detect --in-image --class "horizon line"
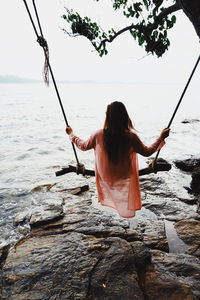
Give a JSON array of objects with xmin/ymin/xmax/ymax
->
[{"xmin": 0, "ymin": 75, "xmax": 183, "ymax": 86}]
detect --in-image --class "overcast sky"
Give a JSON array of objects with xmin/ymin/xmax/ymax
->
[{"xmin": 1, "ymin": 0, "xmax": 200, "ymax": 84}]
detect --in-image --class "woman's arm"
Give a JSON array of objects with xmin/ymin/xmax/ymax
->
[
  {"xmin": 66, "ymin": 126, "xmax": 96, "ymax": 151},
  {"xmin": 131, "ymin": 128, "xmax": 170, "ymax": 157}
]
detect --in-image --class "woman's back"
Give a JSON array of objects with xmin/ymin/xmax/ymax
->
[{"xmin": 94, "ymin": 129, "xmax": 134, "ymax": 183}]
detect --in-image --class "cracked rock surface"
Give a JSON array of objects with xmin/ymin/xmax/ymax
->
[{"xmin": 0, "ymin": 172, "xmax": 200, "ymax": 299}]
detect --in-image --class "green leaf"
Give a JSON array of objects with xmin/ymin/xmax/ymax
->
[
  {"xmin": 171, "ymin": 15, "xmax": 176, "ymax": 24},
  {"xmin": 138, "ymin": 35, "xmax": 145, "ymax": 45}
]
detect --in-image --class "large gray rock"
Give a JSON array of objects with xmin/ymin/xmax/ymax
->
[
  {"xmin": 174, "ymin": 157, "xmax": 200, "ymax": 172},
  {"xmin": 191, "ymin": 167, "xmax": 200, "ymax": 195},
  {"xmin": 145, "ymin": 249, "xmax": 200, "ymax": 300},
  {"xmin": 0, "ymin": 195, "xmax": 146, "ymax": 300},
  {"xmin": 1, "ymin": 233, "xmax": 145, "ymax": 300},
  {"xmin": 175, "ymin": 218, "xmax": 200, "ymax": 257},
  {"xmin": 1, "ymin": 176, "xmax": 200, "ymax": 299}
]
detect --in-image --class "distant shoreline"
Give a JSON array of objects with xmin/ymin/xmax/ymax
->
[
  {"xmin": 0, "ymin": 75, "xmax": 124, "ymax": 84},
  {"xmin": 0, "ymin": 75, "xmax": 186, "ymax": 86},
  {"xmin": 0, "ymin": 75, "xmax": 41, "ymax": 84}
]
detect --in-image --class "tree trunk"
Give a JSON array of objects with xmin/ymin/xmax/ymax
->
[{"xmin": 180, "ymin": 0, "xmax": 200, "ymax": 39}]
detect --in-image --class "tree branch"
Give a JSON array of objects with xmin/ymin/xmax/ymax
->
[
  {"xmin": 96, "ymin": 24, "xmax": 140, "ymax": 51},
  {"xmin": 153, "ymin": 3, "xmax": 181, "ymax": 29},
  {"xmin": 180, "ymin": 0, "xmax": 200, "ymax": 38},
  {"xmin": 96, "ymin": 2, "xmax": 181, "ymax": 51}
]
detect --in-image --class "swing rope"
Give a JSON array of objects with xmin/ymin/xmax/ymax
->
[
  {"xmin": 154, "ymin": 53, "xmax": 200, "ymax": 168},
  {"xmin": 22, "ymin": 0, "xmax": 81, "ymax": 167}
]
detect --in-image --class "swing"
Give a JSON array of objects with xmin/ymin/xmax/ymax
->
[{"xmin": 22, "ymin": 0, "xmax": 200, "ymax": 179}]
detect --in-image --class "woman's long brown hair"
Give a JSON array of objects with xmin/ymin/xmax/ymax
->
[{"xmin": 103, "ymin": 101, "xmax": 134, "ymax": 163}]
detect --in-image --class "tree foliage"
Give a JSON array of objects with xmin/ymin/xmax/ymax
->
[{"xmin": 62, "ymin": 0, "xmax": 181, "ymax": 57}]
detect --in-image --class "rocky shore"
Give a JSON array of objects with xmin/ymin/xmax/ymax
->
[{"xmin": 0, "ymin": 157, "xmax": 200, "ymax": 300}]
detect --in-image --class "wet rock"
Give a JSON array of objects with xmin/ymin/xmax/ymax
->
[
  {"xmin": 14, "ymin": 198, "xmax": 64, "ymax": 227},
  {"xmin": 162, "ymin": 199, "xmax": 199, "ymax": 221},
  {"xmin": 197, "ymin": 201, "xmax": 200, "ymax": 215},
  {"xmin": 129, "ymin": 208, "xmax": 169, "ymax": 252},
  {"xmin": 1, "ymin": 194, "xmax": 150, "ymax": 300},
  {"xmin": 174, "ymin": 157, "xmax": 200, "ymax": 172},
  {"xmin": 179, "ymin": 195, "xmax": 198, "ymax": 205},
  {"xmin": 1, "ymin": 181, "xmax": 200, "ymax": 299},
  {"xmin": 1, "ymin": 232, "xmax": 145, "ymax": 300},
  {"xmin": 0, "ymin": 246, "xmax": 9, "ymax": 269},
  {"xmin": 181, "ymin": 118, "xmax": 200, "ymax": 124},
  {"xmin": 31, "ymin": 183, "xmax": 56, "ymax": 192},
  {"xmin": 130, "ymin": 241, "xmax": 151, "ymax": 268},
  {"xmin": 32, "ymin": 196, "xmax": 143, "ymax": 242},
  {"xmin": 175, "ymin": 219, "xmax": 200, "ymax": 257},
  {"xmin": 144, "ymin": 249, "xmax": 200, "ymax": 300},
  {"xmin": 141, "ymin": 219, "xmax": 168, "ymax": 252},
  {"xmin": 143, "ymin": 194, "xmax": 198, "ymax": 222},
  {"xmin": 140, "ymin": 172, "xmax": 199, "ymax": 220},
  {"xmin": 140, "ymin": 177, "xmax": 167, "ymax": 194},
  {"xmin": 13, "ymin": 210, "xmax": 32, "ymax": 226},
  {"xmin": 86, "ymin": 237, "xmax": 145, "ymax": 300},
  {"xmin": 190, "ymin": 167, "xmax": 200, "ymax": 195}
]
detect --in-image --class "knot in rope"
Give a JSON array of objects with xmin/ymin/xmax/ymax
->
[
  {"xmin": 148, "ymin": 159, "xmax": 157, "ymax": 174},
  {"xmin": 37, "ymin": 36, "xmax": 49, "ymax": 85},
  {"xmin": 37, "ymin": 36, "xmax": 48, "ymax": 48},
  {"xmin": 76, "ymin": 163, "xmax": 85, "ymax": 176}
]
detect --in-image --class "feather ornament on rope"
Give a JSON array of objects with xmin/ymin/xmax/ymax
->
[{"xmin": 37, "ymin": 36, "xmax": 49, "ymax": 85}]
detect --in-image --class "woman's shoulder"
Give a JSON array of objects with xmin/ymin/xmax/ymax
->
[
  {"xmin": 89, "ymin": 129, "xmax": 104, "ymax": 140},
  {"xmin": 93, "ymin": 129, "xmax": 104, "ymax": 136},
  {"xmin": 127, "ymin": 129, "xmax": 138, "ymax": 138}
]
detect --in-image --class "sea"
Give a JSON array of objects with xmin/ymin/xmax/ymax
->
[{"xmin": 0, "ymin": 82, "xmax": 199, "ymax": 249}]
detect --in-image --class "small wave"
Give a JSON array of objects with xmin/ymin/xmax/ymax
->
[
  {"xmin": 16, "ymin": 153, "xmax": 30, "ymax": 160},
  {"xmin": 27, "ymin": 147, "xmax": 38, "ymax": 152},
  {"xmin": 0, "ymin": 188, "xmax": 29, "ymax": 199},
  {"xmin": 52, "ymin": 135, "xmax": 60, "ymax": 139},
  {"xmin": 57, "ymin": 146, "xmax": 65, "ymax": 151},
  {"xmin": 37, "ymin": 150, "xmax": 51, "ymax": 155},
  {"xmin": 47, "ymin": 165, "xmax": 61, "ymax": 169},
  {"xmin": 12, "ymin": 139, "xmax": 21, "ymax": 144}
]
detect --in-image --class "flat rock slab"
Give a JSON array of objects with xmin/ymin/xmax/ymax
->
[
  {"xmin": 175, "ymin": 218, "xmax": 200, "ymax": 257},
  {"xmin": 1, "ymin": 232, "xmax": 145, "ymax": 300},
  {"xmin": 1, "ymin": 189, "xmax": 200, "ymax": 299},
  {"xmin": 145, "ymin": 249, "xmax": 200, "ymax": 300}
]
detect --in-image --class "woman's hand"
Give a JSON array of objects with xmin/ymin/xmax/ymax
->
[
  {"xmin": 66, "ymin": 126, "xmax": 73, "ymax": 135},
  {"xmin": 161, "ymin": 128, "xmax": 170, "ymax": 139}
]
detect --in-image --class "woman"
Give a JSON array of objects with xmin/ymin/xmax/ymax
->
[{"xmin": 66, "ymin": 101, "xmax": 170, "ymax": 218}]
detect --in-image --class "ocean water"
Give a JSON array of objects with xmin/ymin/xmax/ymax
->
[{"xmin": 0, "ymin": 82, "xmax": 199, "ymax": 248}]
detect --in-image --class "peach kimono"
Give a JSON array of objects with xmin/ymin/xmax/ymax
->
[{"xmin": 70, "ymin": 129, "xmax": 164, "ymax": 218}]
